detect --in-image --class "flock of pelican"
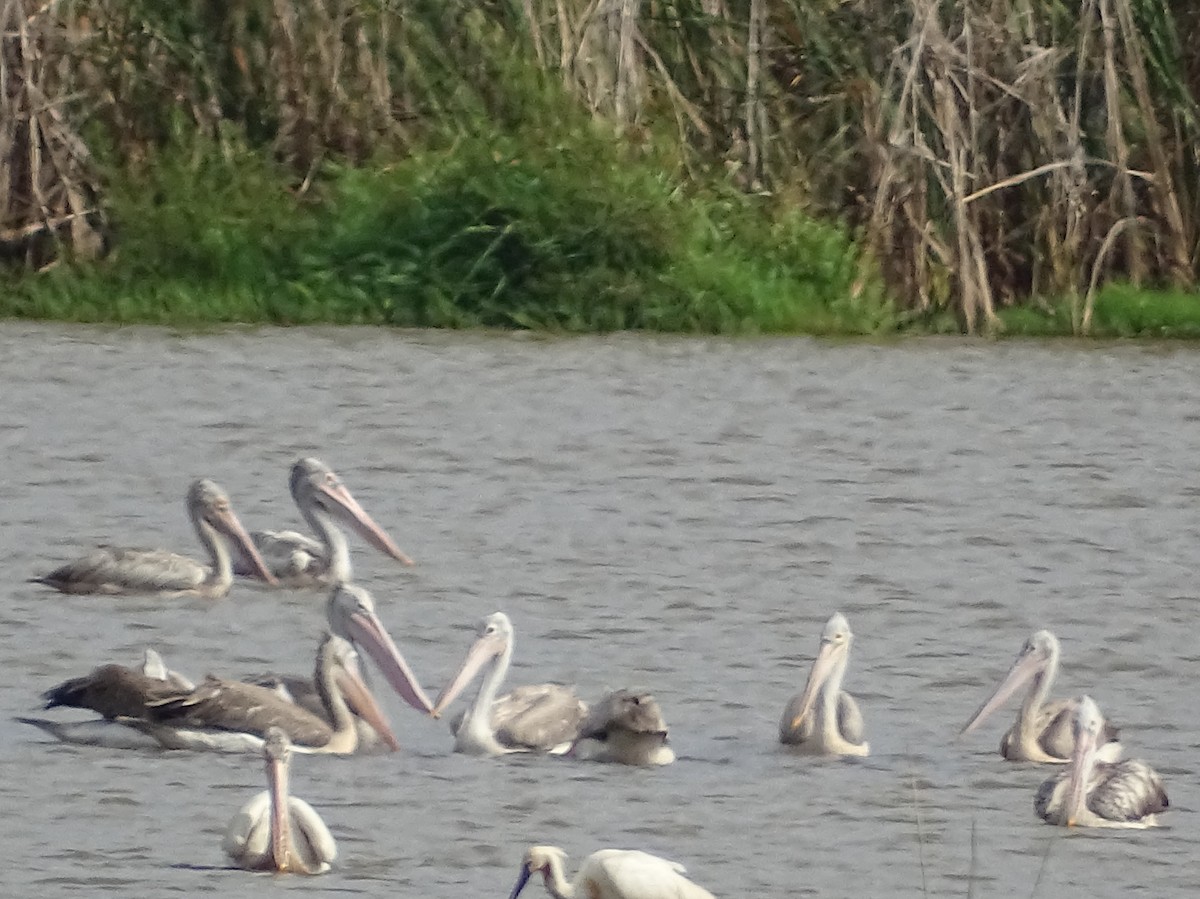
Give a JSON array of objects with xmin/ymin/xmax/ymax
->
[{"xmin": 20, "ymin": 457, "xmax": 1172, "ymax": 894}]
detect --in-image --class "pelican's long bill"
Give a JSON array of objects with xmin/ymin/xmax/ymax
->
[
  {"xmin": 789, "ymin": 631, "xmax": 850, "ymax": 733},
  {"xmin": 209, "ymin": 494, "xmax": 278, "ymax": 585},
  {"xmin": 315, "ymin": 474, "xmax": 414, "ymax": 567},
  {"xmin": 332, "ymin": 591, "xmax": 435, "ymax": 715},
  {"xmin": 1065, "ymin": 696, "xmax": 1103, "ymax": 827},
  {"xmin": 433, "ymin": 628, "xmax": 508, "ymax": 717},
  {"xmin": 333, "ymin": 650, "xmax": 401, "ymax": 751},
  {"xmin": 267, "ymin": 732, "xmax": 293, "ymax": 870},
  {"xmin": 959, "ymin": 640, "xmax": 1047, "ymax": 736}
]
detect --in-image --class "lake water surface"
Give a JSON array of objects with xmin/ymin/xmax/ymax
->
[{"xmin": 0, "ymin": 324, "xmax": 1196, "ymax": 898}]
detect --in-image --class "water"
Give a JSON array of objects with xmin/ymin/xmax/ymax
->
[{"xmin": 0, "ymin": 324, "xmax": 1196, "ymax": 897}]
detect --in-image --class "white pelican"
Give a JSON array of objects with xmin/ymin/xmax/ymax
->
[
  {"xmin": 507, "ymin": 845, "xmax": 716, "ymax": 899},
  {"xmin": 432, "ymin": 611, "xmax": 586, "ymax": 756},
  {"xmin": 778, "ymin": 612, "xmax": 869, "ymax": 757},
  {"xmin": 325, "ymin": 583, "xmax": 436, "ymax": 716},
  {"xmin": 960, "ymin": 630, "xmax": 1118, "ymax": 763},
  {"xmin": 223, "ymin": 727, "xmax": 337, "ymax": 873},
  {"xmin": 32, "ymin": 479, "xmax": 276, "ymax": 597},
  {"xmin": 1035, "ymin": 696, "xmax": 1168, "ymax": 828},
  {"xmin": 568, "ymin": 689, "xmax": 677, "ymax": 766},
  {"xmin": 136, "ymin": 633, "xmax": 398, "ymax": 754},
  {"xmin": 235, "ymin": 458, "xmax": 412, "ymax": 586}
]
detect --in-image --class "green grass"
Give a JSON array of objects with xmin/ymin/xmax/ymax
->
[
  {"xmin": 997, "ymin": 284, "xmax": 1200, "ymax": 338},
  {"xmin": 3, "ymin": 128, "xmax": 895, "ymax": 335}
]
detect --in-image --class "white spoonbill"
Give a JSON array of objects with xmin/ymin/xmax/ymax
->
[{"xmin": 507, "ymin": 845, "xmax": 716, "ymax": 899}]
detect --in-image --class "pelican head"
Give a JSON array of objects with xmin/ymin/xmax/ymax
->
[
  {"xmin": 508, "ymin": 845, "xmax": 569, "ymax": 899},
  {"xmin": 788, "ymin": 612, "xmax": 854, "ymax": 733},
  {"xmin": 317, "ymin": 632, "xmax": 401, "ymax": 751},
  {"xmin": 188, "ymin": 479, "xmax": 277, "ymax": 584},
  {"xmin": 1065, "ymin": 695, "xmax": 1105, "ymax": 826},
  {"xmin": 291, "ymin": 458, "xmax": 413, "ymax": 566},
  {"xmin": 432, "ymin": 612, "xmax": 514, "ymax": 716},
  {"xmin": 325, "ymin": 583, "xmax": 435, "ymax": 715},
  {"xmin": 960, "ymin": 629, "xmax": 1059, "ymax": 736}
]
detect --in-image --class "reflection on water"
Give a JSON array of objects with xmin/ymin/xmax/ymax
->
[{"xmin": 1, "ymin": 324, "xmax": 1197, "ymax": 897}]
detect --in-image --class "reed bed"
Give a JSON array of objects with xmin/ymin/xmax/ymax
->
[{"xmin": 3, "ymin": 0, "xmax": 1199, "ymax": 334}]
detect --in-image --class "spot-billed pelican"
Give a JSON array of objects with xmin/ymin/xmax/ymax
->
[
  {"xmin": 433, "ymin": 612, "xmax": 586, "ymax": 755},
  {"xmin": 32, "ymin": 479, "xmax": 276, "ymax": 597},
  {"xmin": 137, "ymin": 633, "xmax": 398, "ymax": 753},
  {"xmin": 778, "ymin": 612, "xmax": 869, "ymax": 757},
  {"xmin": 960, "ymin": 630, "xmax": 1118, "ymax": 763},
  {"xmin": 235, "ymin": 458, "xmax": 412, "ymax": 586},
  {"xmin": 1035, "ymin": 696, "xmax": 1167, "ymax": 828},
  {"xmin": 507, "ymin": 845, "xmax": 716, "ymax": 899},
  {"xmin": 568, "ymin": 689, "xmax": 676, "ymax": 766},
  {"xmin": 325, "ymin": 583, "xmax": 436, "ymax": 716},
  {"xmin": 223, "ymin": 727, "xmax": 337, "ymax": 873}
]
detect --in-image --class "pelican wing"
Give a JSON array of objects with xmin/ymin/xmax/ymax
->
[
  {"xmin": 224, "ymin": 790, "xmax": 272, "ymax": 866},
  {"xmin": 234, "ymin": 530, "xmax": 326, "ymax": 578},
  {"xmin": 1036, "ymin": 699, "xmax": 1119, "ymax": 761},
  {"xmin": 146, "ymin": 677, "xmax": 333, "ymax": 747},
  {"xmin": 836, "ymin": 692, "xmax": 866, "ymax": 745},
  {"xmin": 580, "ymin": 690, "xmax": 669, "ymax": 739},
  {"xmin": 1089, "ymin": 760, "xmax": 1168, "ymax": 822},
  {"xmin": 287, "ymin": 797, "xmax": 338, "ymax": 869},
  {"xmin": 492, "ymin": 684, "xmax": 588, "ymax": 752},
  {"xmin": 37, "ymin": 547, "xmax": 208, "ymax": 594}
]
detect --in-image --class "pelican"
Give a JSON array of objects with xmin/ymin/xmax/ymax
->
[
  {"xmin": 325, "ymin": 583, "xmax": 436, "ymax": 716},
  {"xmin": 960, "ymin": 630, "xmax": 1118, "ymax": 763},
  {"xmin": 779, "ymin": 612, "xmax": 869, "ymax": 757},
  {"xmin": 507, "ymin": 845, "xmax": 716, "ymax": 899},
  {"xmin": 223, "ymin": 727, "xmax": 337, "ymax": 873},
  {"xmin": 17, "ymin": 649, "xmax": 198, "ymax": 750},
  {"xmin": 1035, "ymin": 696, "xmax": 1167, "ymax": 828},
  {"xmin": 136, "ymin": 633, "xmax": 398, "ymax": 754},
  {"xmin": 235, "ymin": 458, "xmax": 412, "ymax": 586},
  {"xmin": 32, "ymin": 479, "xmax": 276, "ymax": 597},
  {"xmin": 432, "ymin": 611, "xmax": 587, "ymax": 755},
  {"xmin": 568, "ymin": 689, "xmax": 677, "ymax": 766}
]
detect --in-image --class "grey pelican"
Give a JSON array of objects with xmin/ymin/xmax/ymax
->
[
  {"xmin": 137, "ymin": 633, "xmax": 398, "ymax": 754},
  {"xmin": 32, "ymin": 479, "xmax": 276, "ymax": 597},
  {"xmin": 1035, "ymin": 696, "xmax": 1168, "ymax": 828},
  {"xmin": 568, "ymin": 689, "xmax": 677, "ymax": 766},
  {"xmin": 432, "ymin": 611, "xmax": 587, "ymax": 755},
  {"xmin": 223, "ymin": 727, "xmax": 337, "ymax": 873},
  {"xmin": 324, "ymin": 583, "xmax": 436, "ymax": 716},
  {"xmin": 507, "ymin": 845, "xmax": 716, "ymax": 899},
  {"xmin": 235, "ymin": 458, "xmax": 412, "ymax": 586},
  {"xmin": 779, "ymin": 612, "xmax": 869, "ymax": 757},
  {"xmin": 960, "ymin": 630, "xmax": 1118, "ymax": 763}
]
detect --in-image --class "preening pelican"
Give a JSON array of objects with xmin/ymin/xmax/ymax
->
[
  {"xmin": 32, "ymin": 479, "xmax": 276, "ymax": 597},
  {"xmin": 235, "ymin": 458, "xmax": 412, "ymax": 586},
  {"xmin": 432, "ymin": 612, "xmax": 587, "ymax": 755},
  {"xmin": 1035, "ymin": 696, "xmax": 1167, "ymax": 828},
  {"xmin": 507, "ymin": 845, "xmax": 716, "ymax": 899},
  {"xmin": 569, "ymin": 689, "xmax": 676, "ymax": 766},
  {"xmin": 960, "ymin": 630, "xmax": 1117, "ymax": 763},
  {"xmin": 138, "ymin": 633, "xmax": 398, "ymax": 753},
  {"xmin": 223, "ymin": 727, "xmax": 337, "ymax": 873},
  {"xmin": 325, "ymin": 583, "xmax": 436, "ymax": 716},
  {"xmin": 779, "ymin": 612, "xmax": 869, "ymax": 757}
]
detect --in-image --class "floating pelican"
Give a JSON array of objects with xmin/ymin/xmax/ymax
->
[
  {"xmin": 507, "ymin": 845, "xmax": 716, "ymax": 899},
  {"xmin": 432, "ymin": 611, "xmax": 586, "ymax": 755},
  {"xmin": 569, "ymin": 689, "xmax": 677, "ymax": 766},
  {"xmin": 960, "ymin": 630, "xmax": 1118, "ymax": 763},
  {"xmin": 137, "ymin": 633, "xmax": 398, "ymax": 753},
  {"xmin": 18, "ymin": 649, "xmax": 197, "ymax": 750},
  {"xmin": 1035, "ymin": 696, "xmax": 1167, "ymax": 828},
  {"xmin": 779, "ymin": 612, "xmax": 869, "ymax": 757},
  {"xmin": 32, "ymin": 479, "xmax": 276, "ymax": 597},
  {"xmin": 223, "ymin": 727, "xmax": 337, "ymax": 873},
  {"xmin": 235, "ymin": 458, "xmax": 412, "ymax": 586},
  {"xmin": 325, "ymin": 583, "xmax": 436, "ymax": 716}
]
